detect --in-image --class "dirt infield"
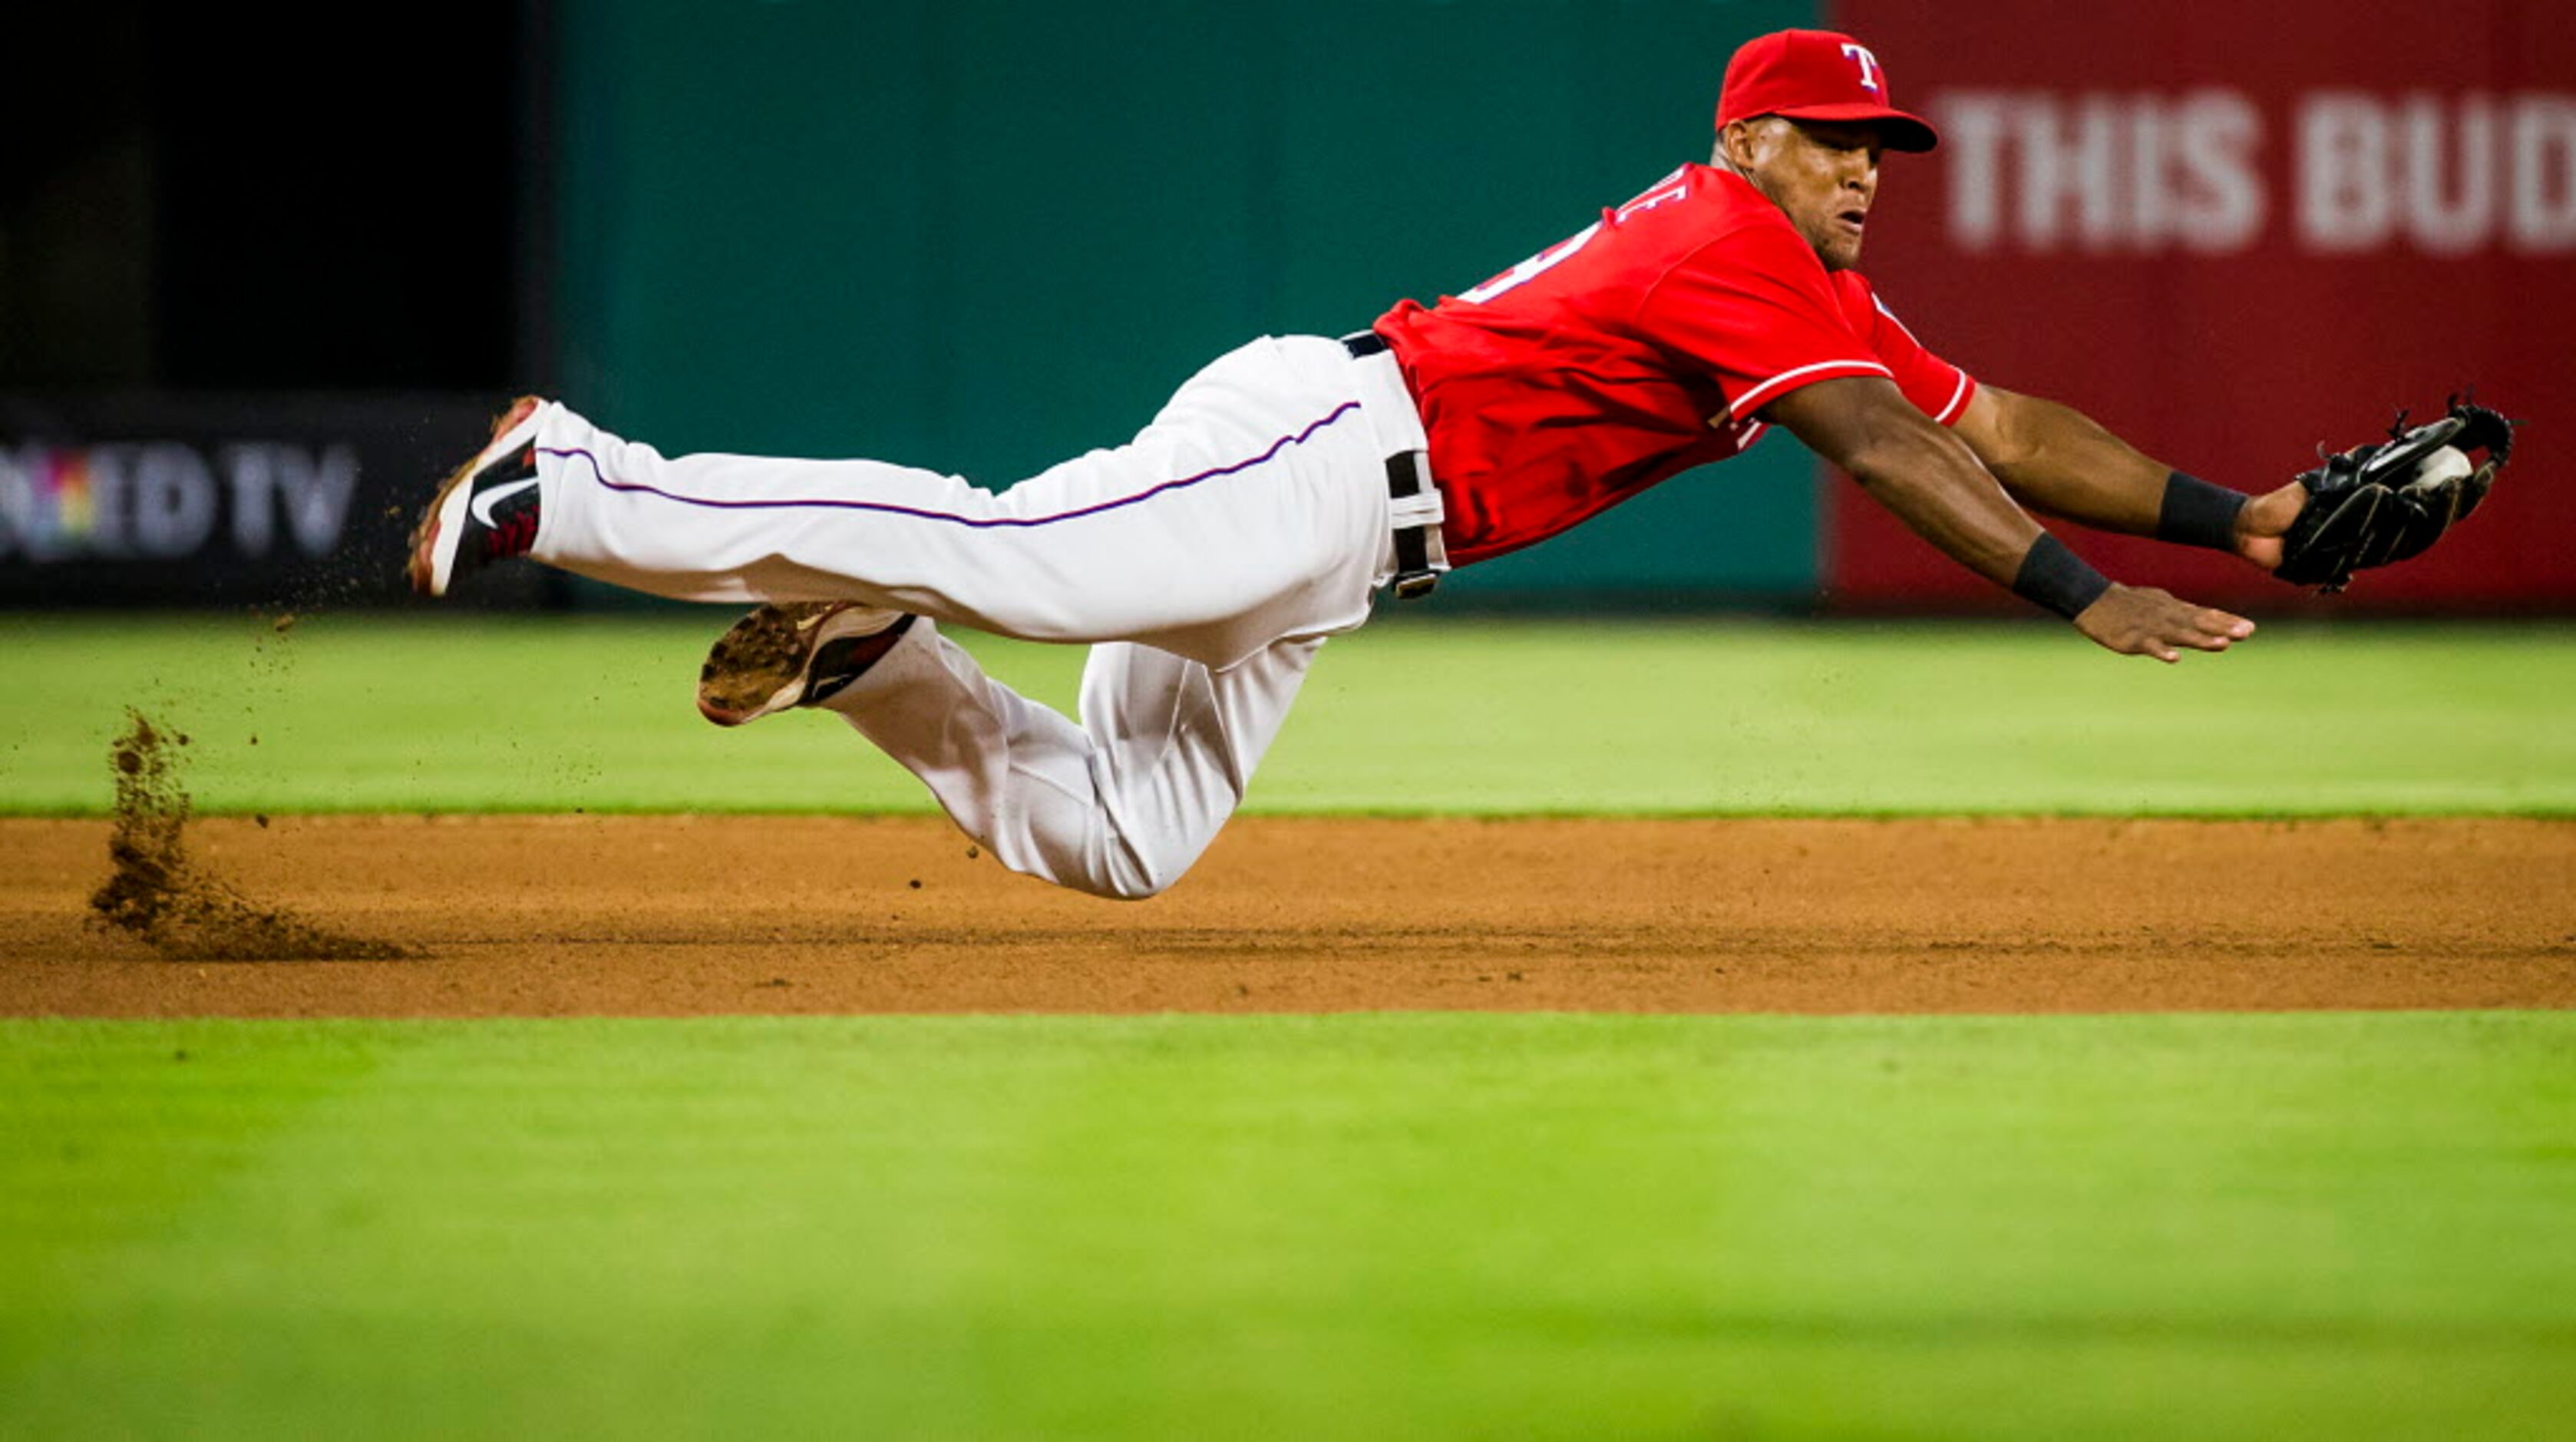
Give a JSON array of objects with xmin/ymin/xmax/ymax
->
[{"xmin": 5, "ymin": 815, "xmax": 2571, "ymax": 1017}]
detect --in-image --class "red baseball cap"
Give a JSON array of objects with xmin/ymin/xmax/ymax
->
[{"xmin": 1716, "ymin": 29, "xmax": 1939, "ymax": 153}]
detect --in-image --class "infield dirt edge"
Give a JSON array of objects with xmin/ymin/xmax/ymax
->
[{"xmin": 5, "ymin": 815, "xmax": 2571, "ymax": 1017}]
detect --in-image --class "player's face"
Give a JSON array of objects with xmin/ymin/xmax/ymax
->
[{"xmin": 1726, "ymin": 117, "xmax": 1886, "ymax": 271}]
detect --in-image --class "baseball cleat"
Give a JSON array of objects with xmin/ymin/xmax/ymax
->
[
  {"xmin": 408, "ymin": 395, "xmax": 549, "ymax": 597},
  {"xmin": 697, "ymin": 601, "xmax": 916, "ymax": 727}
]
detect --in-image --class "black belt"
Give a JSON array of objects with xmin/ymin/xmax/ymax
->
[{"xmin": 1342, "ymin": 331, "xmax": 1442, "ymax": 600}]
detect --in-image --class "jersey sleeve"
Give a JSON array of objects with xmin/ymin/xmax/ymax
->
[
  {"xmin": 1840, "ymin": 275, "xmax": 1978, "ymax": 426},
  {"xmin": 1631, "ymin": 219, "xmax": 1892, "ymax": 422}
]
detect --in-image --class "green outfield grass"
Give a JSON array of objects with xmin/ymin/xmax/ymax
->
[
  {"xmin": 4, "ymin": 612, "xmax": 2574, "ymax": 815},
  {"xmin": 9, "ymin": 613, "xmax": 2572, "ymax": 1439},
  {"xmin": 5, "ymin": 1013, "xmax": 2572, "ymax": 1441}
]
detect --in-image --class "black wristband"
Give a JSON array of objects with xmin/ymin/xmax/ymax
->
[
  {"xmin": 2157, "ymin": 470, "xmax": 2249, "ymax": 551},
  {"xmin": 2012, "ymin": 532, "xmax": 2113, "ymax": 620}
]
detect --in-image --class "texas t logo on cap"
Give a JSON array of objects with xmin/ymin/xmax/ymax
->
[
  {"xmin": 1841, "ymin": 41, "xmax": 1882, "ymax": 94},
  {"xmin": 1716, "ymin": 29, "xmax": 1937, "ymax": 151}
]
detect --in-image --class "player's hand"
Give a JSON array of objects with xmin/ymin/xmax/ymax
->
[
  {"xmin": 2231, "ymin": 480, "xmax": 2306, "ymax": 572},
  {"xmin": 2072, "ymin": 584, "xmax": 2255, "ymax": 663}
]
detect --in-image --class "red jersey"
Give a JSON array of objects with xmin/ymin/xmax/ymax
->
[{"xmin": 1372, "ymin": 164, "xmax": 1975, "ymax": 567}]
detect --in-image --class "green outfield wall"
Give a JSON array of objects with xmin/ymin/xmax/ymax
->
[{"xmin": 550, "ymin": 0, "xmax": 1821, "ymax": 604}]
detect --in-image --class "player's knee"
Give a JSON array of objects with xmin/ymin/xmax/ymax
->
[
  {"xmin": 1052, "ymin": 869, "xmax": 1168, "ymax": 901},
  {"xmin": 1087, "ymin": 850, "xmax": 1175, "ymax": 901},
  {"xmin": 1085, "ymin": 823, "xmax": 1220, "ymax": 901}
]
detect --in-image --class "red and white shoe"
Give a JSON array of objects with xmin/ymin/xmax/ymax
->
[{"xmin": 407, "ymin": 395, "xmax": 548, "ymax": 597}]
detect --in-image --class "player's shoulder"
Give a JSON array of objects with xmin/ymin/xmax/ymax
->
[
  {"xmin": 1613, "ymin": 165, "xmax": 1817, "ymax": 276},
  {"xmin": 1828, "ymin": 267, "xmax": 1881, "ymax": 311},
  {"xmin": 1829, "ymin": 270, "xmax": 1912, "ymax": 338},
  {"xmin": 1616, "ymin": 164, "xmax": 1793, "ymax": 236},
  {"xmin": 1623, "ymin": 169, "xmax": 1838, "ymax": 302}
]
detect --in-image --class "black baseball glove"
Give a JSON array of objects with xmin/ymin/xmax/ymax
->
[{"xmin": 2275, "ymin": 399, "xmax": 2515, "ymax": 592}]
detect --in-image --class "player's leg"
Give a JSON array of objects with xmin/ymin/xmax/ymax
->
[
  {"xmin": 815, "ymin": 619, "xmax": 1320, "ymax": 899},
  {"xmin": 416, "ymin": 338, "xmax": 1389, "ymax": 668}
]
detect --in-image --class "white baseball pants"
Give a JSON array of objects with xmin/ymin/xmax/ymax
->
[{"xmin": 521, "ymin": 335, "xmax": 1428, "ymax": 898}]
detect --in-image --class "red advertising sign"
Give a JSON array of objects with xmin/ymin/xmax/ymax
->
[{"xmin": 1828, "ymin": 0, "xmax": 2572, "ymax": 610}]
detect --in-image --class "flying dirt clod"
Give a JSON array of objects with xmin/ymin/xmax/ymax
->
[{"xmin": 88, "ymin": 709, "xmax": 412, "ymax": 961}]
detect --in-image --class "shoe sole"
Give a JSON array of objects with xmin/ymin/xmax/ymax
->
[
  {"xmin": 408, "ymin": 395, "xmax": 547, "ymax": 597},
  {"xmin": 698, "ymin": 601, "xmax": 870, "ymax": 727}
]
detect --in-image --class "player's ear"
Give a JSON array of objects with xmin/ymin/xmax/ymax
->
[{"xmin": 1718, "ymin": 119, "xmax": 1763, "ymax": 172}]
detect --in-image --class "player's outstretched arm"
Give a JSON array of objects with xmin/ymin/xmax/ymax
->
[
  {"xmin": 1951, "ymin": 385, "xmax": 2296, "ymax": 570},
  {"xmin": 1767, "ymin": 376, "xmax": 2255, "ymax": 662}
]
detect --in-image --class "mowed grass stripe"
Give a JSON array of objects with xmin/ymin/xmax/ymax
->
[
  {"xmin": 3, "ymin": 614, "xmax": 2573, "ymax": 815},
  {"xmin": 3, "ymin": 1013, "xmax": 2571, "ymax": 1440}
]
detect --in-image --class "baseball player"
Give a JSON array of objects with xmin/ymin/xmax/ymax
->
[{"xmin": 408, "ymin": 28, "xmax": 2509, "ymax": 900}]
